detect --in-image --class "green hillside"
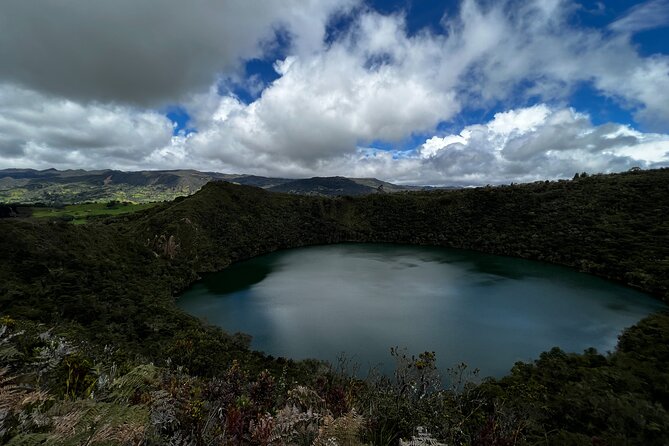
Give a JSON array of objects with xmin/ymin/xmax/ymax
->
[
  {"xmin": 0, "ymin": 169, "xmax": 419, "ymax": 204},
  {"xmin": 30, "ymin": 202, "xmax": 158, "ymax": 224},
  {"xmin": 0, "ymin": 169, "xmax": 219, "ymax": 203}
]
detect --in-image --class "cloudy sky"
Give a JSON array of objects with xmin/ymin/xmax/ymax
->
[{"xmin": 1, "ymin": 0, "xmax": 668, "ymax": 185}]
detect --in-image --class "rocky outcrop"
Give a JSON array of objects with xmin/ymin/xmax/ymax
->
[{"xmin": 150, "ymin": 234, "xmax": 179, "ymax": 260}]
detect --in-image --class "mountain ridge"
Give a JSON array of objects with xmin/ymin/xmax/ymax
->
[{"xmin": 0, "ymin": 168, "xmax": 426, "ymax": 203}]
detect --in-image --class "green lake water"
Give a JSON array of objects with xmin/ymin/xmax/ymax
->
[{"xmin": 178, "ymin": 243, "xmax": 666, "ymax": 378}]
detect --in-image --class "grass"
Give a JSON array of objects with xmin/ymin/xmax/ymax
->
[{"xmin": 31, "ymin": 202, "xmax": 158, "ymax": 224}]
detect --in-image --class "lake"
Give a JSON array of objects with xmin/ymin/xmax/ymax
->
[{"xmin": 178, "ymin": 243, "xmax": 666, "ymax": 378}]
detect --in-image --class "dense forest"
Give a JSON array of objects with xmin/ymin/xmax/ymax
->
[{"xmin": 1, "ymin": 168, "xmax": 668, "ymax": 445}]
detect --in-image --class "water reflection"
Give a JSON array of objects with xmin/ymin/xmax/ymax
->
[{"xmin": 178, "ymin": 243, "xmax": 666, "ymax": 378}]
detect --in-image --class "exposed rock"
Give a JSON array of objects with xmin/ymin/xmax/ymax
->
[{"xmin": 151, "ymin": 234, "xmax": 180, "ymax": 260}]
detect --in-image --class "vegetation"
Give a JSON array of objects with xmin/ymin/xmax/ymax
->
[
  {"xmin": 267, "ymin": 176, "xmax": 387, "ymax": 196},
  {"xmin": 1, "ymin": 168, "xmax": 668, "ymax": 444},
  {"xmin": 0, "ymin": 169, "xmax": 419, "ymax": 204},
  {"xmin": 0, "ymin": 169, "xmax": 219, "ymax": 204},
  {"xmin": 30, "ymin": 202, "xmax": 158, "ymax": 225}
]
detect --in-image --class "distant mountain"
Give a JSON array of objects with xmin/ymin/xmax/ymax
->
[
  {"xmin": 349, "ymin": 177, "xmax": 431, "ymax": 193},
  {"xmin": 223, "ymin": 174, "xmax": 293, "ymax": 189},
  {"xmin": 267, "ymin": 176, "xmax": 378, "ymax": 196},
  {"xmin": 0, "ymin": 169, "xmax": 226, "ymax": 204},
  {"xmin": 0, "ymin": 168, "xmax": 218, "ymax": 187},
  {"xmin": 0, "ymin": 169, "xmax": 424, "ymax": 203}
]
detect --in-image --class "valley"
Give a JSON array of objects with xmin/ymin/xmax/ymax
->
[{"xmin": 0, "ymin": 168, "xmax": 426, "ymax": 205}]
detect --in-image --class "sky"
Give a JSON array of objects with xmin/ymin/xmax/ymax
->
[{"xmin": 0, "ymin": 0, "xmax": 668, "ymax": 185}]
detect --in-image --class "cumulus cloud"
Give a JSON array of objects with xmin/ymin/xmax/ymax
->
[
  {"xmin": 1, "ymin": 88, "xmax": 667, "ymax": 183},
  {"xmin": 174, "ymin": 104, "xmax": 668, "ymax": 185},
  {"xmin": 438, "ymin": 0, "xmax": 669, "ymax": 130},
  {"xmin": 0, "ymin": 84, "xmax": 173, "ymax": 169},
  {"xmin": 0, "ymin": 0, "xmax": 357, "ymax": 105},
  {"xmin": 1, "ymin": 0, "xmax": 668, "ymax": 184},
  {"xmin": 175, "ymin": 1, "xmax": 669, "ymax": 179},
  {"xmin": 196, "ymin": 104, "xmax": 664, "ymax": 185},
  {"xmin": 181, "ymin": 12, "xmax": 459, "ymax": 168},
  {"xmin": 411, "ymin": 105, "xmax": 669, "ymax": 185}
]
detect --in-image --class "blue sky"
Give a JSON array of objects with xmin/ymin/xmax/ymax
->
[
  {"xmin": 0, "ymin": 0, "xmax": 668, "ymax": 184},
  {"xmin": 223, "ymin": 0, "xmax": 667, "ymax": 132}
]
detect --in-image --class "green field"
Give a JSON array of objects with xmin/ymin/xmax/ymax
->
[{"xmin": 31, "ymin": 201, "xmax": 158, "ymax": 224}]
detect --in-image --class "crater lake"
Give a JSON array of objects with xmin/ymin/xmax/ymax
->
[{"xmin": 178, "ymin": 243, "xmax": 666, "ymax": 378}]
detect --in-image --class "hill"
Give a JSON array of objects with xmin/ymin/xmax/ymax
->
[
  {"xmin": 267, "ymin": 176, "xmax": 379, "ymax": 196},
  {"xmin": 0, "ymin": 168, "xmax": 668, "ymax": 444},
  {"xmin": 0, "ymin": 168, "xmax": 419, "ymax": 203},
  {"xmin": 0, "ymin": 168, "xmax": 220, "ymax": 203},
  {"xmin": 350, "ymin": 177, "xmax": 430, "ymax": 192}
]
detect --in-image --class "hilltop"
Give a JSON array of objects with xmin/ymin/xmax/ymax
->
[{"xmin": 0, "ymin": 168, "xmax": 424, "ymax": 204}]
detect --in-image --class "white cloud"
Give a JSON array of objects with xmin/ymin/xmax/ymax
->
[
  {"xmin": 0, "ymin": 0, "xmax": 358, "ymax": 105},
  {"xmin": 410, "ymin": 105, "xmax": 668, "ymax": 185},
  {"xmin": 188, "ymin": 0, "xmax": 669, "ymax": 176},
  {"xmin": 421, "ymin": 134, "xmax": 470, "ymax": 158},
  {"xmin": 1, "ymin": 89, "xmax": 667, "ymax": 184},
  {"xmin": 487, "ymin": 105, "xmax": 552, "ymax": 137},
  {"xmin": 437, "ymin": 0, "xmax": 669, "ymax": 130},
  {"xmin": 609, "ymin": 0, "xmax": 669, "ymax": 34},
  {"xmin": 1, "ymin": 0, "xmax": 669, "ymax": 185},
  {"xmin": 186, "ymin": 14, "xmax": 460, "ymax": 166},
  {"xmin": 0, "ymin": 84, "xmax": 173, "ymax": 169}
]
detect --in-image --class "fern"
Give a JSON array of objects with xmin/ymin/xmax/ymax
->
[
  {"xmin": 0, "ymin": 325, "xmax": 25, "ymax": 365},
  {"xmin": 32, "ymin": 331, "xmax": 74, "ymax": 377},
  {"xmin": 91, "ymin": 361, "xmax": 118, "ymax": 398},
  {"xmin": 314, "ymin": 410, "xmax": 366, "ymax": 446},
  {"xmin": 149, "ymin": 389, "xmax": 179, "ymax": 435},
  {"xmin": 288, "ymin": 386, "xmax": 327, "ymax": 412},
  {"xmin": 49, "ymin": 405, "xmax": 86, "ymax": 439},
  {"xmin": 111, "ymin": 364, "xmax": 159, "ymax": 402},
  {"xmin": 48, "ymin": 400, "xmax": 148, "ymax": 446},
  {"xmin": 272, "ymin": 404, "xmax": 323, "ymax": 446},
  {"xmin": 0, "ymin": 367, "xmax": 51, "ymax": 440},
  {"xmin": 0, "ymin": 367, "xmax": 24, "ymax": 437},
  {"xmin": 0, "ymin": 368, "xmax": 23, "ymax": 410},
  {"xmin": 5, "ymin": 433, "xmax": 52, "ymax": 446}
]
